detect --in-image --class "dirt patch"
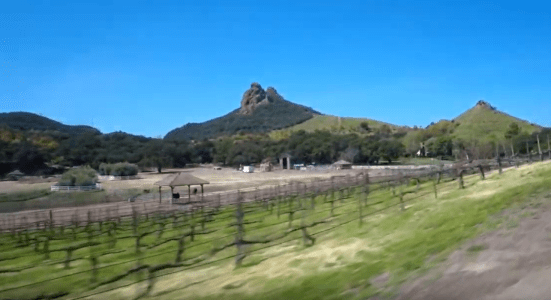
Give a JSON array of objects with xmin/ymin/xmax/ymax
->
[{"xmin": 388, "ymin": 193, "xmax": 551, "ymax": 300}]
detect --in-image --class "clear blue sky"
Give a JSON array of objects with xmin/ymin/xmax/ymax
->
[{"xmin": 1, "ymin": 0, "xmax": 550, "ymax": 137}]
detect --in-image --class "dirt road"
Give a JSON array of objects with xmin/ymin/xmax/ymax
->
[{"xmin": 391, "ymin": 193, "xmax": 551, "ymax": 300}]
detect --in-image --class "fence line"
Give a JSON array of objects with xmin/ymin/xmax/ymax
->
[
  {"xmin": 0, "ymin": 153, "xmax": 547, "ymax": 298},
  {"xmin": 0, "ymin": 154, "xmax": 544, "ymax": 232},
  {"xmin": 50, "ymin": 183, "xmax": 103, "ymax": 192}
]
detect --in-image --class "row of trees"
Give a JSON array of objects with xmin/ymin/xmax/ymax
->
[
  {"xmin": 0, "ymin": 127, "xmax": 407, "ymax": 176},
  {"xmin": 212, "ymin": 130, "xmax": 406, "ymax": 166},
  {"xmin": 2, "ymin": 122, "xmax": 550, "ymax": 177},
  {"xmin": 403, "ymin": 122, "xmax": 551, "ymax": 160}
]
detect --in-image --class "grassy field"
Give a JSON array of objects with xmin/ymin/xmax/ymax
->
[
  {"xmin": 393, "ymin": 157, "xmax": 453, "ymax": 166},
  {"xmin": 1, "ymin": 160, "xmax": 550, "ymax": 299}
]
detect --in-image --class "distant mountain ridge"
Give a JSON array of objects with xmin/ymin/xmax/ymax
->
[
  {"xmin": 0, "ymin": 97, "xmax": 544, "ymax": 144},
  {"xmin": 164, "ymin": 83, "xmax": 321, "ymax": 140},
  {"xmin": 0, "ymin": 112, "xmax": 101, "ymax": 136}
]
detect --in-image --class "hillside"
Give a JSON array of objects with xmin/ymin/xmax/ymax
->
[
  {"xmin": 164, "ymin": 83, "xmax": 320, "ymax": 140},
  {"xmin": 450, "ymin": 100, "xmax": 540, "ymax": 141},
  {"xmin": 0, "ymin": 112, "xmax": 101, "ymax": 136},
  {"xmin": 270, "ymin": 115, "xmax": 402, "ymax": 140}
]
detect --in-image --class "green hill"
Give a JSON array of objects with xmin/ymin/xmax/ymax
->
[
  {"xmin": 270, "ymin": 115, "xmax": 402, "ymax": 140},
  {"xmin": 451, "ymin": 100, "xmax": 540, "ymax": 142}
]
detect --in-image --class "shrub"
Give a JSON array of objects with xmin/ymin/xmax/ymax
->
[
  {"xmin": 98, "ymin": 162, "xmax": 138, "ymax": 176},
  {"xmin": 111, "ymin": 163, "xmax": 138, "ymax": 176},
  {"xmin": 98, "ymin": 163, "xmax": 112, "ymax": 176},
  {"xmin": 58, "ymin": 166, "xmax": 98, "ymax": 186}
]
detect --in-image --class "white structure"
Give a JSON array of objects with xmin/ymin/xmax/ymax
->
[
  {"xmin": 242, "ymin": 166, "xmax": 255, "ymax": 173},
  {"xmin": 51, "ymin": 183, "xmax": 103, "ymax": 192}
]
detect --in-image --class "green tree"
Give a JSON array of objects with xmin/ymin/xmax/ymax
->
[
  {"xmin": 359, "ymin": 121, "xmax": 370, "ymax": 132},
  {"xmin": 504, "ymin": 122, "xmax": 520, "ymax": 140},
  {"xmin": 14, "ymin": 143, "xmax": 46, "ymax": 174},
  {"xmin": 426, "ymin": 136, "xmax": 453, "ymax": 158},
  {"xmin": 142, "ymin": 139, "xmax": 173, "ymax": 173},
  {"xmin": 213, "ymin": 138, "xmax": 234, "ymax": 165},
  {"xmin": 59, "ymin": 166, "xmax": 98, "ymax": 186},
  {"xmin": 378, "ymin": 140, "xmax": 404, "ymax": 164},
  {"xmin": 378, "ymin": 124, "xmax": 392, "ymax": 135}
]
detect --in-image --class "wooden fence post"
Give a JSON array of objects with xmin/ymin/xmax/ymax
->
[
  {"xmin": 478, "ymin": 164, "xmax": 485, "ymax": 180},
  {"xmin": 433, "ymin": 173, "xmax": 438, "ymax": 199},
  {"xmin": 330, "ymin": 188, "xmax": 335, "ymax": 218},
  {"xmin": 399, "ymin": 188, "xmax": 405, "ymax": 212},
  {"xmin": 175, "ymin": 227, "xmax": 185, "ymax": 263},
  {"xmin": 64, "ymin": 248, "xmax": 73, "ymax": 269},
  {"xmin": 89, "ymin": 248, "xmax": 98, "ymax": 283},
  {"xmin": 358, "ymin": 188, "xmax": 363, "ymax": 227},
  {"xmin": 527, "ymin": 141, "xmax": 532, "ymax": 161},
  {"xmin": 364, "ymin": 184, "xmax": 369, "ymax": 206},
  {"xmin": 301, "ymin": 198, "xmax": 315, "ymax": 246},
  {"xmin": 43, "ymin": 233, "xmax": 51, "ymax": 259},
  {"xmin": 288, "ymin": 195, "xmax": 295, "ymax": 228},
  {"xmin": 277, "ymin": 190, "xmax": 283, "ymax": 219},
  {"xmin": 538, "ymin": 134, "xmax": 543, "ymax": 161},
  {"xmin": 49, "ymin": 210, "xmax": 53, "ymax": 230},
  {"xmin": 437, "ymin": 164, "xmax": 443, "ymax": 184}
]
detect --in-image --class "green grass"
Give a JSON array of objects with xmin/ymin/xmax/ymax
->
[
  {"xmin": 270, "ymin": 115, "xmax": 400, "ymax": 140},
  {"xmin": 452, "ymin": 105, "xmax": 539, "ymax": 142},
  {"xmin": 466, "ymin": 244, "xmax": 487, "ymax": 252},
  {"xmin": 0, "ymin": 189, "xmax": 145, "ymax": 213},
  {"xmin": 396, "ymin": 157, "xmax": 453, "ymax": 166},
  {"xmin": 0, "ymin": 189, "xmax": 52, "ymax": 203},
  {"xmin": 1, "ymin": 161, "xmax": 551, "ymax": 300}
]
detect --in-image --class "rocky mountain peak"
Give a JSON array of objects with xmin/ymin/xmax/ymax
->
[
  {"xmin": 239, "ymin": 83, "xmax": 284, "ymax": 114},
  {"xmin": 475, "ymin": 100, "xmax": 496, "ymax": 110}
]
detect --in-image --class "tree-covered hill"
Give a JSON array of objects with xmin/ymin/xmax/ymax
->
[{"xmin": 0, "ymin": 112, "xmax": 101, "ymax": 135}]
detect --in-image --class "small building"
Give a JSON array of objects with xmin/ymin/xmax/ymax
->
[
  {"xmin": 279, "ymin": 152, "xmax": 292, "ymax": 170},
  {"xmin": 243, "ymin": 166, "xmax": 255, "ymax": 173},
  {"xmin": 6, "ymin": 170, "xmax": 24, "ymax": 181},
  {"xmin": 333, "ymin": 160, "xmax": 352, "ymax": 170}
]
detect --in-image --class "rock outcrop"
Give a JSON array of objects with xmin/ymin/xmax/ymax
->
[
  {"xmin": 475, "ymin": 100, "xmax": 496, "ymax": 110},
  {"xmin": 239, "ymin": 83, "xmax": 284, "ymax": 114},
  {"xmin": 165, "ymin": 83, "xmax": 320, "ymax": 140}
]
